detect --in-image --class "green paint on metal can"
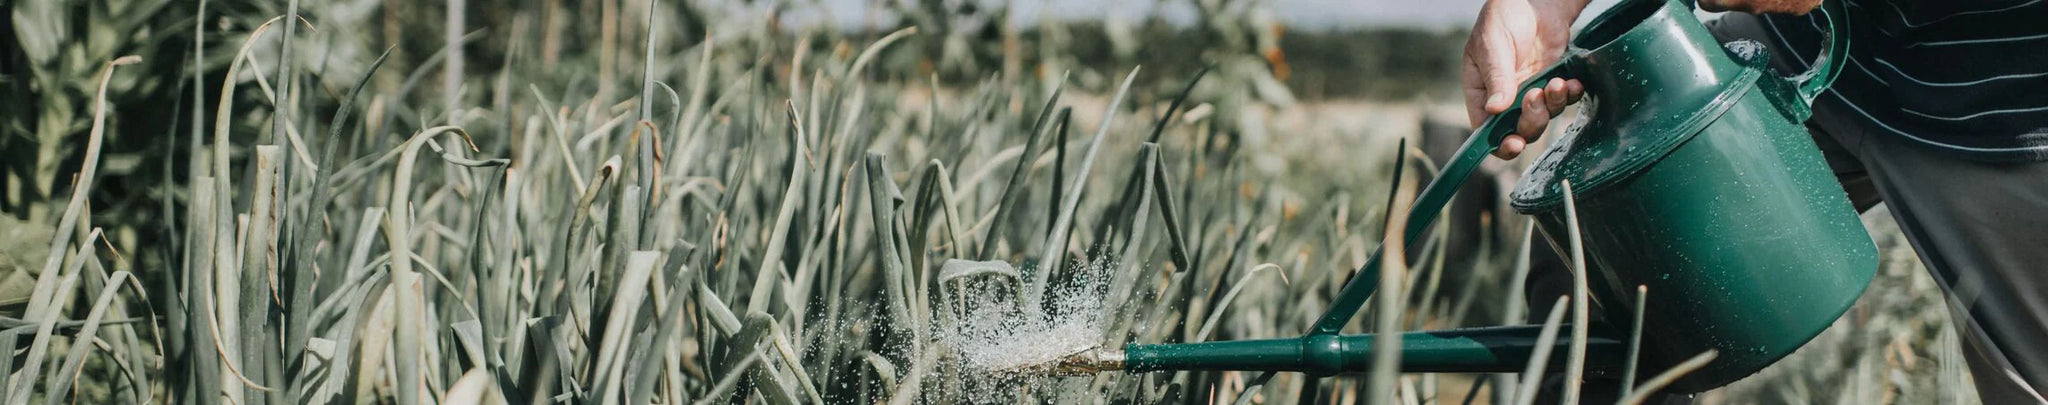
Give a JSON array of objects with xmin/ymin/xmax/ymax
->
[{"xmin": 1509, "ymin": 0, "xmax": 1876, "ymax": 393}]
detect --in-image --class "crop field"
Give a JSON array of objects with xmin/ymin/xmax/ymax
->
[{"xmin": 0, "ymin": 0, "xmax": 1975, "ymax": 403}]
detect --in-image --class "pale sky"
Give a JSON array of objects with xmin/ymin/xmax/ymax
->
[{"xmin": 762, "ymin": 0, "xmax": 1629, "ymax": 31}]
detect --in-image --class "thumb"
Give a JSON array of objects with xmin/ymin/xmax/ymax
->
[{"xmin": 1481, "ymin": 36, "xmax": 1521, "ymax": 115}]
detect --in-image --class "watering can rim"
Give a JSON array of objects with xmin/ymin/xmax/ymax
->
[{"xmin": 1508, "ymin": 68, "xmax": 1762, "ymax": 212}]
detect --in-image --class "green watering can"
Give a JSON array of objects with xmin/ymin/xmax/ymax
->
[{"xmin": 1056, "ymin": 0, "xmax": 1877, "ymax": 394}]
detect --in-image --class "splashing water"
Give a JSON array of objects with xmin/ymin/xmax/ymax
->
[
  {"xmin": 944, "ymin": 257, "xmax": 1111, "ymax": 371},
  {"xmin": 953, "ymin": 311, "xmax": 1101, "ymax": 372},
  {"xmin": 936, "ymin": 256, "xmax": 1117, "ymax": 402}
]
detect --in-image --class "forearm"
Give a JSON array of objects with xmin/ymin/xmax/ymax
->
[
  {"xmin": 1535, "ymin": 0, "xmax": 1595, "ymax": 24},
  {"xmin": 1517, "ymin": 0, "xmax": 1594, "ymax": 37},
  {"xmin": 1544, "ymin": 0, "xmax": 1596, "ymax": 13},
  {"xmin": 1698, "ymin": 0, "xmax": 1826, "ymax": 14}
]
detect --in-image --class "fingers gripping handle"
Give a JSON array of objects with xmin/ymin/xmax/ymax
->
[{"xmin": 1478, "ymin": 60, "xmax": 1579, "ymax": 148}]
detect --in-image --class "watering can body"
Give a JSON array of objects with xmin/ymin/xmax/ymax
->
[
  {"xmin": 1507, "ymin": 0, "xmax": 1876, "ymax": 392},
  {"xmin": 1093, "ymin": 0, "xmax": 1877, "ymax": 394}
]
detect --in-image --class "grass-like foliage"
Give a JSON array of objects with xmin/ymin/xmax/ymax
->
[{"xmin": 0, "ymin": 0, "xmax": 1971, "ymax": 404}]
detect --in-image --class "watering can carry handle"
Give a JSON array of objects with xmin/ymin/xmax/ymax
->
[
  {"xmin": 1673, "ymin": 0, "xmax": 1843, "ymax": 105},
  {"xmin": 1794, "ymin": 0, "xmax": 1850, "ymax": 105},
  {"xmin": 1307, "ymin": 62, "xmax": 1575, "ymax": 336}
]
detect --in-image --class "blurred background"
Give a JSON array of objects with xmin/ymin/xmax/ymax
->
[{"xmin": 0, "ymin": 0, "xmax": 1970, "ymax": 403}]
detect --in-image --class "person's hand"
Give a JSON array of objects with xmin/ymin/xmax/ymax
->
[
  {"xmin": 1462, "ymin": 0, "xmax": 1590, "ymax": 160},
  {"xmin": 1697, "ymin": 0, "xmax": 1825, "ymax": 14}
]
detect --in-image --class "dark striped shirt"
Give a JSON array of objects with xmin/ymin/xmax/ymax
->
[{"xmin": 1761, "ymin": 0, "xmax": 2048, "ymax": 161}]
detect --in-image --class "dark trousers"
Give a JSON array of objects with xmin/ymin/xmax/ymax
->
[{"xmin": 1712, "ymin": 12, "xmax": 2048, "ymax": 404}]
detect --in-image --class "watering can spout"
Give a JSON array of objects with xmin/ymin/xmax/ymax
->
[{"xmin": 1073, "ymin": 325, "xmax": 1624, "ymax": 375}]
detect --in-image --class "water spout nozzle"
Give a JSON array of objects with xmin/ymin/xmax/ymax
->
[
  {"xmin": 1045, "ymin": 348, "xmax": 1127, "ymax": 376},
  {"xmin": 1117, "ymin": 325, "xmax": 1624, "ymax": 374}
]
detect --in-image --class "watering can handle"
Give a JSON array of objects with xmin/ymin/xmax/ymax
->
[
  {"xmin": 1670, "ymin": 0, "xmax": 1843, "ymax": 105},
  {"xmin": 1793, "ymin": 0, "xmax": 1850, "ymax": 105},
  {"xmin": 1475, "ymin": 61, "xmax": 1580, "ymax": 148},
  {"xmin": 1306, "ymin": 61, "xmax": 1575, "ymax": 336}
]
